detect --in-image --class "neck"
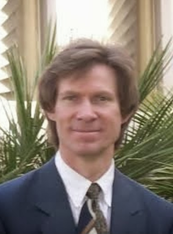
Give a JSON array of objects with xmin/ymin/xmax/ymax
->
[{"xmin": 59, "ymin": 148, "xmax": 114, "ymax": 182}]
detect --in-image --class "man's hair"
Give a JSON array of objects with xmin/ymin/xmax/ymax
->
[{"xmin": 38, "ymin": 38, "xmax": 139, "ymax": 149}]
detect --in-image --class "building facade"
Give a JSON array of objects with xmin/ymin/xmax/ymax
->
[{"xmin": 0, "ymin": 0, "xmax": 172, "ymax": 97}]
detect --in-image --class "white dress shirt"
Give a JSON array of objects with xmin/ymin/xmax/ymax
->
[{"xmin": 55, "ymin": 151, "xmax": 115, "ymax": 228}]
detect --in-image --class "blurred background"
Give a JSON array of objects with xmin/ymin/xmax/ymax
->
[
  {"xmin": 1, "ymin": 1, "xmax": 173, "ymax": 200},
  {"xmin": 1, "ymin": 0, "xmax": 173, "ymax": 99}
]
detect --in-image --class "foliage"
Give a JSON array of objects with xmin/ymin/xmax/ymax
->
[
  {"xmin": 0, "ymin": 24, "xmax": 57, "ymax": 183},
  {"xmin": 0, "ymin": 30, "xmax": 173, "ymax": 201},
  {"xmin": 116, "ymin": 40, "xmax": 173, "ymax": 201}
]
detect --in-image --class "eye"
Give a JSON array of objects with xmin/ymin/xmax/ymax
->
[
  {"xmin": 98, "ymin": 96, "xmax": 109, "ymax": 101},
  {"xmin": 66, "ymin": 96, "xmax": 75, "ymax": 100},
  {"xmin": 100, "ymin": 96, "xmax": 107, "ymax": 101},
  {"xmin": 62, "ymin": 95, "xmax": 78, "ymax": 102}
]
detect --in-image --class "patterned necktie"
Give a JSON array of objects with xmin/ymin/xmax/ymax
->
[{"xmin": 77, "ymin": 183, "xmax": 109, "ymax": 234}]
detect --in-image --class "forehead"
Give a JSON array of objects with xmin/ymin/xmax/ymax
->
[{"xmin": 58, "ymin": 64, "xmax": 118, "ymax": 93}]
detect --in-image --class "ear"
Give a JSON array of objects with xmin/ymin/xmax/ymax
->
[
  {"xmin": 121, "ymin": 112, "xmax": 133, "ymax": 125},
  {"xmin": 45, "ymin": 111, "xmax": 56, "ymax": 121}
]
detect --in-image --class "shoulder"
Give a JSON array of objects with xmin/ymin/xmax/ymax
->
[
  {"xmin": 0, "ymin": 158, "xmax": 55, "ymax": 205},
  {"xmin": 115, "ymin": 169, "xmax": 173, "ymax": 213},
  {"xmin": 112, "ymin": 169, "xmax": 173, "ymax": 233},
  {"xmin": 0, "ymin": 167, "xmax": 38, "ymax": 204}
]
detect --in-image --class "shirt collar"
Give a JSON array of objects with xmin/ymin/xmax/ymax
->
[
  {"xmin": 55, "ymin": 151, "xmax": 114, "ymax": 208},
  {"xmin": 96, "ymin": 161, "xmax": 114, "ymax": 207}
]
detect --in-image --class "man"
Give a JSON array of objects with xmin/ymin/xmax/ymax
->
[{"xmin": 0, "ymin": 39, "xmax": 173, "ymax": 234}]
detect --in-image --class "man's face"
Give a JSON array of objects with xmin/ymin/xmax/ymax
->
[{"xmin": 47, "ymin": 64, "xmax": 126, "ymax": 158}]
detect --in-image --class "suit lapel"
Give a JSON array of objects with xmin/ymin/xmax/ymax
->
[
  {"xmin": 29, "ymin": 158, "xmax": 147, "ymax": 234},
  {"xmin": 110, "ymin": 169, "xmax": 146, "ymax": 234},
  {"xmin": 30, "ymin": 158, "xmax": 76, "ymax": 234}
]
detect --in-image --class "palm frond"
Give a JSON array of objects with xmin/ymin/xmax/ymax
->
[
  {"xmin": 0, "ymin": 24, "xmax": 57, "ymax": 182},
  {"xmin": 116, "ymin": 41, "xmax": 173, "ymax": 200}
]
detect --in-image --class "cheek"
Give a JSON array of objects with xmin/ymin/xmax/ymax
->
[
  {"xmin": 107, "ymin": 115, "xmax": 123, "ymax": 133},
  {"xmin": 55, "ymin": 111, "xmax": 72, "ymax": 131}
]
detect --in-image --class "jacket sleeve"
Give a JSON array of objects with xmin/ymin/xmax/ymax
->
[
  {"xmin": 0, "ymin": 219, "xmax": 6, "ymax": 234},
  {"xmin": 170, "ymin": 221, "xmax": 173, "ymax": 234}
]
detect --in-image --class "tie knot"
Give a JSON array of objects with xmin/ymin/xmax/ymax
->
[{"xmin": 86, "ymin": 183, "xmax": 101, "ymax": 200}]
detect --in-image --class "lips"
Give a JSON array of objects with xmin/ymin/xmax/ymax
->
[{"xmin": 72, "ymin": 129, "xmax": 100, "ymax": 132}]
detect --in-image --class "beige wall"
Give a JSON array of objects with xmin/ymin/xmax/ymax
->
[
  {"xmin": 19, "ymin": 0, "xmax": 40, "ymax": 85},
  {"xmin": 158, "ymin": 0, "xmax": 173, "ymax": 89},
  {"xmin": 108, "ymin": 0, "xmax": 156, "ymax": 75},
  {"xmin": 0, "ymin": 0, "xmax": 40, "ymax": 98},
  {"xmin": 0, "ymin": 0, "xmax": 161, "ymax": 95},
  {"xmin": 108, "ymin": 0, "xmax": 138, "ymax": 60},
  {"xmin": 137, "ymin": 0, "xmax": 155, "ymax": 74},
  {"xmin": 0, "ymin": 0, "xmax": 21, "ymax": 97}
]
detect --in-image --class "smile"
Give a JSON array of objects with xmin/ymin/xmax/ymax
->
[{"xmin": 72, "ymin": 130, "xmax": 100, "ymax": 133}]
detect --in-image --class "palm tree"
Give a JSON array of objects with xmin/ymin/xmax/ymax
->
[
  {"xmin": 0, "ymin": 25, "xmax": 57, "ymax": 183},
  {"xmin": 116, "ymin": 41, "xmax": 173, "ymax": 200},
  {"xmin": 0, "ymin": 34, "xmax": 173, "ymax": 201}
]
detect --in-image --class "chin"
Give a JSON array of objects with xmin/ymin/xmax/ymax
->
[{"xmin": 72, "ymin": 145, "xmax": 108, "ymax": 158}]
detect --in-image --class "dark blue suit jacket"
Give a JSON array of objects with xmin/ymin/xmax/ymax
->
[{"xmin": 0, "ymin": 158, "xmax": 173, "ymax": 234}]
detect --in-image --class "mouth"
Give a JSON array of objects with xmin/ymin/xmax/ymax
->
[
  {"xmin": 72, "ymin": 130, "xmax": 100, "ymax": 133},
  {"xmin": 71, "ymin": 129, "xmax": 101, "ymax": 141}
]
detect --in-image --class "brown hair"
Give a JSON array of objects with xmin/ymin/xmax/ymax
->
[{"xmin": 38, "ymin": 38, "xmax": 139, "ymax": 149}]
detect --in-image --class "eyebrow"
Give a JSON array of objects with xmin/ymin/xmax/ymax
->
[
  {"xmin": 94, "ymin": 91, "xmax": 115, "ymax": 96},
  {"xmin": 58, "ymin": 90, "xmax": 80, "ymax": 97},
  {"xmin": 59, "ymin": 90, "xmax": 116, "ymax": 98}
]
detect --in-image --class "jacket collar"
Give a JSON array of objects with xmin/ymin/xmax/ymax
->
[
  {"xmin": 110, "ymin": 169, "xmax": 145, "ymax": 234},
  {"xmin": 30, "ymin": 157, "xmax": 76, "ymax": 234},
  {"xmin": 30, "ymin": 158, "xmax": 145, "ymax": 234}
]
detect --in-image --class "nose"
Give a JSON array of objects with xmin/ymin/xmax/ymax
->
[{"xmin": 76, "ymin": 100, "xmax": 97, "ymax": 122}]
